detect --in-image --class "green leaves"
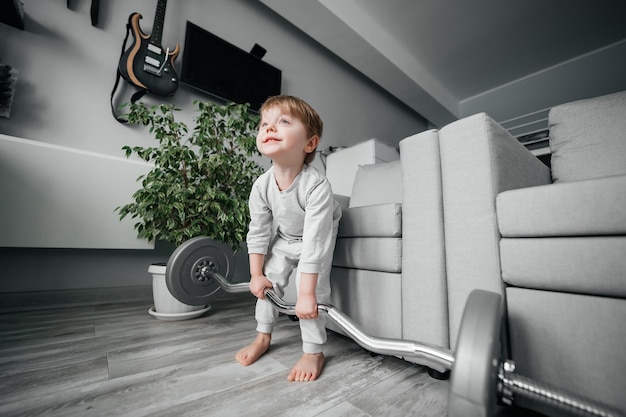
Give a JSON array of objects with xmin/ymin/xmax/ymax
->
[{"xmin": 116, "ymin": 101, "xmax": 263, "ymax": 251}]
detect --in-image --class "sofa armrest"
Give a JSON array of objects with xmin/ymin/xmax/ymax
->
[
  {"xmin": 439, "ymin": 113, "xmax": 551, "ymax": 346},
  {"xmin": 399, "ymin": 129, "xmax": 449, "ymax": 348}
]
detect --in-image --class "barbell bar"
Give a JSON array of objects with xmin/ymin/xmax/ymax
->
[{"xmin": 165, "ymin": 236, "xmax": 621, "ymax": 417}]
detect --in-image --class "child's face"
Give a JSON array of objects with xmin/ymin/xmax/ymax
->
[{"xmin": 257, "ymin": 106, "xmax": 318, "ymax": 165}]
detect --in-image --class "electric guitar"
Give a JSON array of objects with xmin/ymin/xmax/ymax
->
[{"xmin": 118, "ymin": 0, "xmax": 179, "ymax": 97}]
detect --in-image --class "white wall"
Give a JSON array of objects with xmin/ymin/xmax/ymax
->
[
  {"xmin": 0, "ymin": 0, "xmax": 426, "ymax": 292},
  {"xmin": 0, "ymin": 0, "xmax": 425, "ymax": 154}
]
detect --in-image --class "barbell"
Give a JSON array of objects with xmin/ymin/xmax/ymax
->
[{"xmin": 165, "ymin": 236, "xmax": 620, "ymax": 417}]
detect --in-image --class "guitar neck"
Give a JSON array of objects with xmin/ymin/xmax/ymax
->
[{"xmin": 151, "ymin": 0, "xmax": 167, "ymax": 46}]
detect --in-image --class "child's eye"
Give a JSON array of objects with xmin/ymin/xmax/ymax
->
[{"xmin": 279, "ymin": 119, "xmax": 290, "ymax": 125}]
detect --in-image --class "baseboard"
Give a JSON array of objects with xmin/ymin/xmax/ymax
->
[{"xmin": 0, "ymin": 285, "xmax": 153, "ymax": 313}]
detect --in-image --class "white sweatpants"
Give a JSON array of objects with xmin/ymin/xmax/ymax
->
[{"xmin": 255, "ymin": 234, "xmax": 334, "ymax": 354}]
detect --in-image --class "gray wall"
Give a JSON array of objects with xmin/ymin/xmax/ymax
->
[
  {"xmin": 458, "ymin": 40, "xmax": 626, "ymax": 123},
  {"xmin": 0, "ymin": 0, "xmax": 427, "ymax": 292}
]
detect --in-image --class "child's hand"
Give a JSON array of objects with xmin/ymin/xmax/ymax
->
[
  {"xmin": 249, "ymin": 274, "xmax": 273, "ymax": 299},
  {"xmin": 295, "ymin": 293, "xmax": 318, "ymax": 320}
]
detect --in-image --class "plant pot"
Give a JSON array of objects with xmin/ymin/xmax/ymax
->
[{"xmin": 148, "ymin": 263, "xmax": 205, "ymax": 315}]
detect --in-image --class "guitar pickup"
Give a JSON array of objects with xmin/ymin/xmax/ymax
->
[
  {"xmin": 144, "ymin": 63, "xmax": 162, "ymax": 76},
  {"xmin": 147, "ymin": 44, "xmax": 162, "ymax": 55},
  {"xmin": 145, "ymin": 56, "xmax": 161, "ymax": 68}
]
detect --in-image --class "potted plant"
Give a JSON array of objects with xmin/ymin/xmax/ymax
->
[{"xmin": 117, "ymin": 100, "xmax": 264, "ymax": 317}]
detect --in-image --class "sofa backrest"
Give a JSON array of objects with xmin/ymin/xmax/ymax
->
[
  {"xmin": 549, "ymin": 90, "xmax": 626, "ymax": 183},
  {"xmin": 348, "ymin": 160, "xmax": 402, "ymax": 208}
]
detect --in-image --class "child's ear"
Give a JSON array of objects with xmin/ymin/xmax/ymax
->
[{"xmin": 305, "ymin": 135, "xmax": 319, "ymax": 153}]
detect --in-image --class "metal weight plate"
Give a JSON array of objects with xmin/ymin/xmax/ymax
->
[
  {"xmin": 166, "ymin": 236, "xmax": 235, "ymax": 306},
  {"xmin": 448, "ymin": 289, "xmax": 503, "ymax": 417}
]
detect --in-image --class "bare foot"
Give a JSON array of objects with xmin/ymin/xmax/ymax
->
[
  {"xmin": 287, "ymin": 353, "xmax": 325, "ymax": 382},
  {"xmin": 235, "ymin": 333, "xmax": 271, "ymax": 366}
]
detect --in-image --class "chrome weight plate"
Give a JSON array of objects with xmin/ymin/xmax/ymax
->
[
  {"xmin": 448, "ymin": 289, "xmax": 503, "ymax": 417},
  {"xmin": 166, "ymin": 236, "xmax": 235, "ymax": 306}
]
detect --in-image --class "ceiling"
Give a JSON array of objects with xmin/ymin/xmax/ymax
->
[{"xmin": 259, "ymin": 0, "xmax": 626, "ymax": 130}]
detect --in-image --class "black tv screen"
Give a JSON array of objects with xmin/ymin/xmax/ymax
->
[{"xmin": 180, "ymin": 21, "xmax": 282, "ymax": 111}]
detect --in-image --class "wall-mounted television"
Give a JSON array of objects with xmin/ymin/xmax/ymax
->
[{"xmin": 180, "ymin": 21, "xmax": 282, "ymax": 111}]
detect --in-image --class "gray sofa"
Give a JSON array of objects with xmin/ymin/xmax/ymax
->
[
  {"xmin": 329, "ymin": 129, "xmax": 450, "ymax": 357},
  {"xmin": 328, "ymin": 90, "xmax": 625, "ymax": 414},
  {"xmin": 438, "ymin": 90, "xmax": 626, "ymax": 414}
]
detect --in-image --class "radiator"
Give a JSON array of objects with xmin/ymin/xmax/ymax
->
[
  {"xmin": 0, "ymin": 134, "xmax": 154, "ymax": 249},
  {"xmin": 498, "ymin": 108, "xmax": 551, "ymax": 156}
]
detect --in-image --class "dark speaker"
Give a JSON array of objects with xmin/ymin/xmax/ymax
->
[{"xmin": 250, "ymin": 43, "xmax": 267, "ymax": 59}]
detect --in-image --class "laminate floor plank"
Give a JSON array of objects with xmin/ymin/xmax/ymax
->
[
  {"xmin": 344, "ymin": 362, "xmax": 448, "ymax": 416},
  {"xmin": 0, "ymin": 315, "xmax": 236, "ymax": 373},
  {"xmin": 106, "ymin": 319, "xmax": 299, "ymax": 379},
  {"xmin": 0, "ymin": 323, "xmax": 95, "ymax": 345},
  {"xmin": 0, "ymin": 291, "xmax": 451, "ymax": 417},
  {"xmin": 315, "ymin": 401, "xmax": 371, "ymax": 417},
  {"xmin": 0, "ymin": 304, "xmax": 146, "ymax": 333},
  {"xmin": 148, "ymin": 344, "xmax": 414, "ymax": 417},
  {"xmin": 0, "ymin": 307, "xmax": 98, "ymax": 327},
  {"xmin": 0, "ymin": 286, "xmax": 152, "ymax": 314},
  {"xmin": 0, "ymin": 356, "xmax": 110, "ymax": 404},
  {"xmin": 0, "ymin": 346, "xmax": 289, "ymax": 417}
]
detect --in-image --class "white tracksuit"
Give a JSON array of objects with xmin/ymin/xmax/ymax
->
[{"xmin": 246, "ymin": 164, "xmax": 342, "ymax": 354}]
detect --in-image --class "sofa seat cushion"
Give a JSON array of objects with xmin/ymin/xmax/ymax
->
[
  {"xmin": 549, "ymin": 90, "xmax": 626, "ymax": 183},
  {"xmin": 500, "ymin": 236, "xmax": 626, "ymax": 298},
  {"xmin": 497, "ymin": 174, "xmax": 626, "ymax": 237},
  {"xmin": 337, "ymin": 203, "xmax": 402, "ymax": 238},
  {"xmin": 333, "ymin": 237, "xmax": 402, "ymax": 273}
]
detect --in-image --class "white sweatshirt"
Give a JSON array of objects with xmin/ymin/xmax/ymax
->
[{"xmin": 246, "ymin": 164, "xmax": 342, "ymax": 274}]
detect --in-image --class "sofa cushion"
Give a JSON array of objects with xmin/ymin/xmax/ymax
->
[
  {"xmin": 497, "ymin": 174, "xmax": 626, "ymax": 237},
  {"xmin": 337, "ymin": 203, "xmax": 402, "ymax": 238},
  {"xmin": 550, "ymin": 90, "xmax": 626, "ymax": 183},
  {"xmin": 500, "ymin": 236, "xmax": 626, "ymax": 298},
  {"xmin": 349, "ymin": 160, "xmax": 402, "ymax": 208},
  {"xmin": 333, "ymin": 237, "xmax": 402, "ymax": 273},
  {"xmin": 329, "ymin": 267, "xmax": 402, "ymax": 339},
  {"xmin": 506, "ymin": 288, "xmax": 626, "ymax": 413}
]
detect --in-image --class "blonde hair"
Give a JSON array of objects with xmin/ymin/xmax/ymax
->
[{"xmin": 259, "ymin": 95, "xmax": 323, "ymax": 164}]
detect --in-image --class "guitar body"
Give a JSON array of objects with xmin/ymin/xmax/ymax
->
[{"xmin": 119, "ymin": 12, "xmax": 179, "ymax": 97}]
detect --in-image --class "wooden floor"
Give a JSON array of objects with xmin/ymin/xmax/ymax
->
[{"xmin": 0, "ymin": 291, "xmax": 450, "ymax": 417}]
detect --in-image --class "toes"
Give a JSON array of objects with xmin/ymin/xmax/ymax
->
[
  {"xmin": 235, "ymin": 350, "xmax": 256, "ymax": 366},
  {"xmin": 235, "ymin": 352, "xmax": 247, "ymax": 366},
  {"xmin": 287, "ymin": 369, "xmax": 303, "ymax": 382},
  {"xmin": 287, "ymin": 353, "xmax": 324, "ymax": 382},
  {"xmin": 287, "ymin": 369, "xmax": 316, "ymax": 382}
]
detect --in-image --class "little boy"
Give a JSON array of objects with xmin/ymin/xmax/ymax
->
[{"xmin": 235, "ymin": 95, "xmax": 342, "ymax": 382}]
